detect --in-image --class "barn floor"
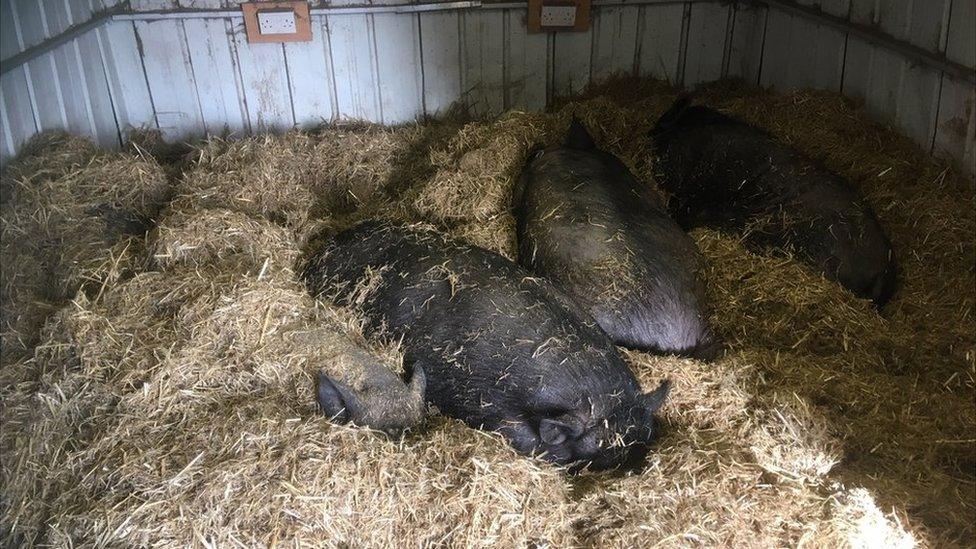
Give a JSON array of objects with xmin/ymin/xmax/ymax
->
[{"xmin": 1, "ymin": 79, "xmax": 973, "ymax": 547}]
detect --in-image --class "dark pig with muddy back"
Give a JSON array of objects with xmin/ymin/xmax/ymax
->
[
  {"xmin": 515, "ymin": 118, "xmax": 716, "ymax": 358},
  {"xmin": 303, "ymin": 221, "xmax": 670, "ymax": 471},
  {"xmin": 650, "ymin": 96, "xmax": 897, "ymax": 306}
]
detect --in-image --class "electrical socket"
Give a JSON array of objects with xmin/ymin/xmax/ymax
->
[
  {"xmin": 257, "ymin": 9, "xmax": 297, "ymax": 35},
  {"xmin": 540, "ymin": 5, "xmax": 577, "ymax": 27}
]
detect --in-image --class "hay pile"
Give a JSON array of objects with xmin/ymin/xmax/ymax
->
[
  {"xmin": 2, "ymin": 79, "xmax": 973, "ymax": 547},
  {"xmin": 0, "ymin": 132, "xmax": 169, "ymax": 364}
]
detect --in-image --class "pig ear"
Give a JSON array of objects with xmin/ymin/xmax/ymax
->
[
  {"xmin": 641, "ymin": 380, "xmax": 672, "ymax": 413},
  {"xmin": 407, "ymin": 362, "xmax": 427, "ymax": 399},
  {"xmin": 316, "ymin": 371, "xmax": 365, "ymax": 424},
  {"xmin": 565, "ymin": 117, "xmax": 596, "ymax": 150},
  {"xmin": 539, "ymin": 416, "xmax": 584, "ymax": 446}
]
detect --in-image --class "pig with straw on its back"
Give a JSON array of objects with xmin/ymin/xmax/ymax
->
[
  {"xmin": 651, "ymin": 95, "xmax": 897, "ymax": 307},
  {"xmin": 303, "ymin": 221, "xmax": 670, "ymax": 472},
  {"xmin": 515, "ymin": 118, "xmax": 717, "ymax": 359}
]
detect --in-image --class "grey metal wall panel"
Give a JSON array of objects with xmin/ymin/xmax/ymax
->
[
  {"xmin": 726, "ymin": 2, "xmax": 766, "ymax": 85},
  {"xmin": 329, "ymin": 14, "xmax": 382, "ymax": 122},
  {"xmin": 934, "ymin": 0, "xmax": 976, "ymax": 173},
  {"xmin": 461, "ymin": 10, "xmax": 506, "ymax": 116},
  {"xmin": 732, "ymin": 0, "xmax": 973, "ymax": 174},
  {"xmin": 373, "ymin": 13, "xmax": 423, "ymax": 124},
  {"xmin": 683, "ymin": 2, "xmax": 731, "ymax": 86},
  {"xmin": 503, "ymin": 9, "xmax": 549, "ymax": 112},
  {"xmin": 419, "ymin": 11, "xmax": 462, "ymax": 116},
  {"xmin": 1, "ymin": 1, "xmax": 972, "ymax": 176},
  {"xmin": 636, "ymin": 3, "xmax": 687, "ymax": 84},
  {"xmin": 591, "ymin": 6, "xmax": 640, "ymax": 81}
]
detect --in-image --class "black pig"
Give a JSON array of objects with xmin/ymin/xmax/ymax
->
[
  {"xmin": 651, "ymin": 96, "xmax": 897, "ymax": 306},
  {"xmin": 515, "ymin": 118, "xmax": 716, "ymax": 358},
  {"xmin": 303, "ymin": 221, "xmax": 670, "ymax": 471}
]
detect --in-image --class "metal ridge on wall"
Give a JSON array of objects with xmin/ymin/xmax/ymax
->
[{"xmin": 2, "ymin": 0, "xmax": 973, "ymax": 84}]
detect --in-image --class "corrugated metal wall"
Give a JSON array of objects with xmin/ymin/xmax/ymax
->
[
  {"xmin": 1, "ymin": 0, "xmax": 126, "ymax": 157},
  {"xmin": 1, "ymin": 0, "xmax": 973, "ymax": 174},
  {"xmin": 754, "ymin": 0, "xmax": 975, "ymax": 174}
]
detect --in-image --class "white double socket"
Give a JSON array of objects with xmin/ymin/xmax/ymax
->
[
  {"xmin": 540, "ymin": 5, "xmax": 577, "ymax": 27},
  {"xmin": 257, "ymin": 9, "xmax": 297, "ymax": 35}
]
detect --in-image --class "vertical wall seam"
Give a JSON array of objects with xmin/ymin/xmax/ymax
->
[
  {"xmin": 720, "ymin": 3, "xmax": 733, "ymax": 79},
  {"xmin": 62, "ymin": 0, "xmax": 100, "ymax": 139},
  {"xmin": 413, "ymin": 14, "xmax": 422, "ymax": 119},
  {"xmin": 459, "ymin": 12, "xmax": 468, "ymax": 102},
  {"xmin": 132, "ymin": 23, "xmax": 160, "ymax": 131},
  {"xmin": 178, "ymin": 19, "xmax": 207, "ymax": 134},
  {"xmin": 502, "ymin": 10, "xmax": 510, "ymax": 111},
  {"xmin": 722, "ymin": 3, "xmax": 736, "ymax": 79},
  {"xmin": 281, "ymin": 42, "xmax": 298, "ymax": 127},
  {"xmin": 93, "ymin": 22, "xmax": 124, "ymax": 147},
  {"xmin": 838, "ymin": 0, "xmax": 852, "ymax": 93},
  {"xmin": 891, "ymin": 0, "xmax": 914, "ymax": 127},
  {"xmin": 49, "ymin": 54, "xmax": 70, "ymax": 128},
  {"xmin": 754, "ymin": 5, "xmax": 770, "ymax": 86},
  {"xmin": 69, "ymin": 38, "xmax": 100, "ymax": 138},
  {"xmin": 0, "ymin": 93, "xmax": 17, "ymax": 157},
  {"xmin": 323, "ymin": 16, "xmax": 342, "ymax": 120},
  {"xmin": 677, "ymin": 2, "xmax": 692, "ymax": 86},
  {"xmin": 456, "ymin": 11, "xmax": 464, "ymax": 108},
  {"xmin": 40, "ymin": 3, "xmax": 71, "ymax": 128},
  {"xmin": 224, "ymin": 19, "xmax": 250, "ymax": 133},
  {"xmin": 417, "ymin": 13, "xmax": 428, "ymax": 118},
  {"xmin": 587, "ymin": 12, "xmax": 595, "ymax": 85},
  {"xmin": 929, "ymin": 0, "xmax": 954, "ymax": 154},
  {"xmin": 368, "ymin": 14, "xmax": 384, "ymax": 123},
  {"xmin": 634, "ymin": 5, "xmax": 645, "ymax": 76},
  {"xmin": 929, "ymin": 73, "xmax": 945, "ymax": 153},
  {"xmin": 546, "ymin": 32, "xmax": 554, "ymax": 108},
  {"xmin": 588, "ymin": 9, "xmax": 598, "ymax": 84}
]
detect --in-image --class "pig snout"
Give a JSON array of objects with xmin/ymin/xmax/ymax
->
[
  {"xmin": 501, "ymin": 380, "xmax": 672, "ymax": 472},
  {"xmin": 316, "ymin": 363, "xmax": 427, "ymax": 434}
]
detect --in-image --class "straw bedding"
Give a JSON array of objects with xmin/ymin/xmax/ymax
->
[
  {"xmin": 1, "ymin": 80, "xmax": 972, "ymax": 547},
  {"xmin": 0, "ymin": 132, "xmax": 169, "ymax": 365}
]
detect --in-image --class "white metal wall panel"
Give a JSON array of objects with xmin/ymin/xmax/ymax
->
[
  {"xmin": 419, "ymin": 11, "xmax": 462, "ymax": 116},
  {"xmin": 184, "ymin": 18, "xmax": 250, "ymax": 135},
  {"xmin": 11, "ymin": 0, "xmax": 66, "ymax": 133},
  {"xmin": 843, "ymin": 0, "xmax": 950, "ymax": 149},
  {"xmin": 760, "ymin": 0, "xmax": 849, "ymax": 91},
  {"xmin": 66, "ymin": 2, "xmax": 121, "ymax": 149},
  {"xmin": 636, "ymin": 3, "xmax": 687, "ymax": 84},
  {"xmin": 682, "ymin": 3, "xmax": 731, "ymax": 86},
  {"xmin": 234, "ymin": 26, "xmax": 296, "ymax": 131},
  {"xmin": 503, "ymin": 9, "xmax": 549, "ymax": 112},
  {"xmin": 934, "ymin": 0, "xmax": 976, "ymax": 172},
  {"xmin": 134, "ymin": 19, "xmax": 205, "ymax": 140},
  {"xmin": 328, "ymin": 14, "xmax": 382, "ymax": 122},
  {"xmin": 461, "ymin": 11, "xmax": 506, "ymax": 117},
  {"xmin": 552, "ymin": 29, "xmax": 592, "ymax": 98},
  {"xmin": 591, "ymin": 6, "xmax": 640, "ymax": 81},
  {"xmin": 284, "ymin": 17, "xmax": 337, "ymax": 128},
  {"xmin": 734, "ymin": 0, "xmax": 972, "ymax": 174},
  {"xmin": 726, "ymin": 2, "xmax": 766, "ymax": 84},
  {"xmin": 1, "ymin": 1, "xmax": 973, "ymax": 175},
  {"xmin": 1, "ymin": 1, "xmax": 37, "ymax": 163},
  {"xmin": 97, "ymin": 21, "xmax": 157, "ymax": 135},
  {"xmin": 372, "ymin": 13, "xmax": 423, "ymax": 124}
]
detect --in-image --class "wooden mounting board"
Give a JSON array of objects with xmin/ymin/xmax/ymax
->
[
  {"xmin": 527, "ymin": 0, "xmax": 591, "ymax": 32},
  {"xmin": 242, "ymin": 1, "xmax": 312, "ymax": 43}
]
